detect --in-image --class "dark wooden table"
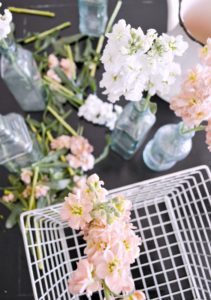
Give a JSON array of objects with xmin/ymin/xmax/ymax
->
[{"xmin": 0, "ymin": 1, "xmax": 210, "ymax": 299}]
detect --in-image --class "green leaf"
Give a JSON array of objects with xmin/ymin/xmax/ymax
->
[
  {"xmin": 47, "ymin": 179, "xmax": 71, "ymax": 191},
  {"xmin": 95, "ymin": 135, "xmax": 111, "ymax": 165},
  {"xmin": 33, "ymin": 149, "xmax": 66, "ymax": 165},
  {"xmin": 53, "ymin": 34, "xmax": 84, "ymax": 56},
  {"xmin": 149, "ymin": 102, "xmax": 157, "ymax": 115},
  {"xmin": 5, "ymin": 203, "xmax": 23, "ymax": 229}
]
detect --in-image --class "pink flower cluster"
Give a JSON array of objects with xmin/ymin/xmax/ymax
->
[
  {"xmin": 47, "ymin": 53, "xmax": 76, "ymax": 83},
  {"xmin": 20, "ymin": 169, "xmax": 50, "ymax": 200},
  {"xmin": 170, "ymin": 39, "xmax": 211, "ymax": 151},
  {"xmin": 51, "ymin": 135, "xmax": 94, "ymax": 171},
  {"xmin": 61, "ymin": 174, "xmax": 144, "ymax": 299}
]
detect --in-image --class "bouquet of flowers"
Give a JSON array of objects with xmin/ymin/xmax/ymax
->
[
  {"xmin": 61, "ymin": 174, "xmax": 145, "ymax": 300},
  {"xmin": 100, "ymin": 19, "xmax": 188, "ymax": 104},
  {"xmin": 170, "ymin": 38, "xmax": 211, "ymax": 151}
]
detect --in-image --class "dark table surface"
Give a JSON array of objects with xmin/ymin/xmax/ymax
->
[{"xmin": 0, "ymin": 0, "xmax": 210, "ymax": 299}]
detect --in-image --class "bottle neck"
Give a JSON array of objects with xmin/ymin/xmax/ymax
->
[
  {"xmin": 177, "ymin": 122, "xmax": 195, "ymax": 140},
  {"xmin": 134, "ymin": 94, "xmax": 151, "ymax": 113},
  {"xmin": 0, "ymin": 38, "xmax": 17, "ymax": 60}
]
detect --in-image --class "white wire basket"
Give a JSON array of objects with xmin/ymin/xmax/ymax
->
[{"xmin": 20, "ymin": 165, "xmax": 211, "ymax": 300}]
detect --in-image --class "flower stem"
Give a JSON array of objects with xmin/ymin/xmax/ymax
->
[
  {"xmin": 29, "ymin": 167, "xmax": 39, "ymax": 210},
  {"xmin": 103, "ymin": 281, "xmax": 112, "ymax": 300},
  {"xmin": 181, "ymin": 124, "xmax": 206, "ymax": 135},
  {"xmin": 47, "ymin": 105, "xmax": 77, "ymax": 136},
  {"xmin": 43, "ymin": 76, "xmax": 83, "ymax": 107},
  {"xmin": 143, "ymin": 92, "xmax": 151, "ymax": 111},
  {"xmin": 90, "ymin": 0, "xmax": 122, "ymax": 77},
  {"xmin": 8, "ymin": 7, "xmax": 55, "ymax": 17},
  {"xmin": 23, "ymin": 22, "xmax": 71, "ymax": 44}
]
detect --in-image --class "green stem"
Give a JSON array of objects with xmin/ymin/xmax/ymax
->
[
  {"xmin": 29, "ymin": 167, "xmax": 39, "ymax": 210},
  {"xmin": 47, "ymin": 105, "xmax": 77, "ymax": 136},
  {"xmin": 43, "ymin": 76, "xmax": 83, "ymax": 107},
  {"xmin": 8, "ymin": 7, "xmax": 55, "ymax": 17},
  {"xmin": 90, "ymin": 0, "xmax": 122, "ymax": 77},
  {"xmin": 103, "ymin": 281, "xmax": 111, "ymax": 300},
  {"xmin": 23, "ymin": 22, "xmax": 71, "ymax": 44},
  {"xmin": 181, "ymin": 124, "xmax": 205, "ymax": 135},
  {"xmin": 143, "ymin": 92, "xmax": 151, "ymax": 111}
]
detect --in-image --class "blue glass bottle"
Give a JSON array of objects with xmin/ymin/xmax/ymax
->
[
  {"xmin": 143, "ymin": 122, "xmax": 194, "ymax": 171},
  {"xmin": 111, "ymin": 100, "xmax": 156, "ymax": 160},
  {"xmin": 0, "ymin": 38, "xmax": 45, "ymax": 111},
  {"xmin": 78, "ymin": 0, "xmax": 108, "ymax": 37}
]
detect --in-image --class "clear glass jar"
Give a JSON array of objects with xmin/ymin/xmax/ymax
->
[
  {"xmin": 0, "ymin": 113, "xmax": 43, "ymax": 172},
  {"xmin": 78, "ymin": 0, "xmax": 108, "ymax": 37},
  {"xmin": 143, "ymin": 122, "xmax": 194, "ymax": 171},
  {"xmin": 111, "ymin": 99, "xmax": 156, "ymax": 160},
  {"xmin": 0, "ymin": 38, "xmax": 45, "ymax": 111}
]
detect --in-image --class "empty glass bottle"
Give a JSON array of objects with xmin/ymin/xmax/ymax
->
[
  {"xmin": 0, "ymin": 38, "xmax": 45, "ymax": 111},
  {"xmin": 0, "ymin": 113, "xmax": 43, "ymax": 172},
  {"xmin": 78, "ymin": 0, "xmax": 108, "ymax": 37},
  {"xmin": 111, "ymin": 99, "xmax": 156, "ymax": 160},
  {"xmin": 143, "ymin": 122, "xmax": 194, "ymax": 171}
]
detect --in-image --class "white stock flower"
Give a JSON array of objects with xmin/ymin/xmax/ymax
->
[
  {"xmin": 78, "ymin": 94, "xmax": 122, "ymax": 130},
  {"xmin": 0, "ymin": 3, "xmax": 12, "ymax": 40},
  {"xmin": 100, "ymin": 19, "xmax": 188, "ymax": 103}
]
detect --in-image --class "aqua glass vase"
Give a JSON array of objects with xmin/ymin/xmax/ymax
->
[
  {"xmin": 111, "ymin": 100, "xmax": 156, "ymax": 160},
  {"xmin": 0, "ymin": 113, "xmax": 43, "ymax": 172},
  {"xmin": 78, "ymin": 0, "xmax": 108, "ymax": 37},
  {"xmin": 0, "ymin": 38, "xmax": 45, "ymax": 111},
  {"xmin": 143, "ymin": 122, "xmax": 194, "ymax": 171}
]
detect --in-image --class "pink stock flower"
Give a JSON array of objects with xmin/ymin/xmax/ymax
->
[
  {"xmin": 46, "ymin": 69, "xmax": 61, "ymax": 83},
  {"xmin": 20, "ymin": 169, "xmax": 33, "ymax": 185},
  {"xmin": 123, "ymin": 291, "xmax": 146, "ymax": 300},
  {"xmin": 85, "ymin": 174, "xmax": 108, "ymax": 203},
  {"xmin": 48, "ymin": 54, "xmax": 59, "ymax": 68},
  {"xmin": 73, "ymin": 175, "xmax": 87, "ymax": 194},
  {"xmin": 68, "ymin": 259, "xmax": 101, "ymax": 296},
  {"xmin": 35, "ymin": 185, "xmax": 49, "ymax": 199},
  {"xmin": 51, "ymin": 135, "xmax": 72, "ymax": 150},
  {"xmin": 206, "ymin": 119, "xmax": 211, "ymax": 151},
  {"xmin": 66, "ymin": 153, "xmax": 95, "ymax": 171},
  {"xmin": 60, "ymin": 58, "xmax": 76, "ymax": 79},
  {"xmin": 69, "ymin": 136, "xmax": 94, "ymax": 156},
  {"xmin": 199, "ymin": 38, "xmax": 211, "ymax": 66},
  {"xmin": 95, "ymin": 250, "xmax": 134, "ymax": 294},
  {"xmin": 22, "ymin": 186, "xmax": 32, "ymax": 198},
  {"xmin": 170, "ymin": 65, "xmax": 211, "ymax": 127},
  {"xmin": 61, "ymin": 192, "xmax": 93, "ymax": 230},
  {"xmin": 2, "ymin": 193, "xmax": 15, "ymax": 203}
]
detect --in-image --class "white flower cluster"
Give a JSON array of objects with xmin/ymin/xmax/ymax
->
[
  {"xmin": 0, "ymin": 3, "xmax": 12, "ymax": 40},
  {"xmin": 78, "ymin": 94, "xmax": 123, "ymax": 130},
  {"xmin": 100, "ymin": 19, "xmax": 188, "ymax": 103}
]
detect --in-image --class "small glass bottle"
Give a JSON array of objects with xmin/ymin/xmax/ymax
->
[
  {"xmin": 0, "ymin": 38, "xmax": 45, "ymax": 111},
  {"xmin": 143, "ymin": 122, "xmax": 194, "ymax": 171},
  {"xmin": 111, "ymin": 100, "xmax": 156, "ymax": 160},
  {"xmin": 78, "ymin": 0, "xmax": 108, "ymax": 37},
  {"xmin": 0, "ymin": 113, "xmax": 43, "ymax": 172}
]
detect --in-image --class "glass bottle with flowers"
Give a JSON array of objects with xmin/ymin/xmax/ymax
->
[
  {"xmin": 100, "ymin": 20, "xmax": 188, "ymax": 160},
  {"xmin": 143, "ymin": 39, "xmax": 211, "ymax": 171},
  {"xmin": 0, "ymin": 3, "xmax": 45, "ymax": 111}
]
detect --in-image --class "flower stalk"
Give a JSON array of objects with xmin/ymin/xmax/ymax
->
[
  {"xmin": 47, "ymin": 105, "xmax": 78, "ymax": 136},
  {"xmin": 29, "ymin": 167, "xmax": 39, "ymax": 210},
  {"xmin": 8, "ymin": 7, "xmax": 55, "ymax": 17},
  {"xmin": 23, "ymin": 21, "xmax": 71, "ymax": 44}
]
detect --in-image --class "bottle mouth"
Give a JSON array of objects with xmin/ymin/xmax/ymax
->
[{"xmin": 179, "ymin": 0, "xmax": 211, "ymax": 46}]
